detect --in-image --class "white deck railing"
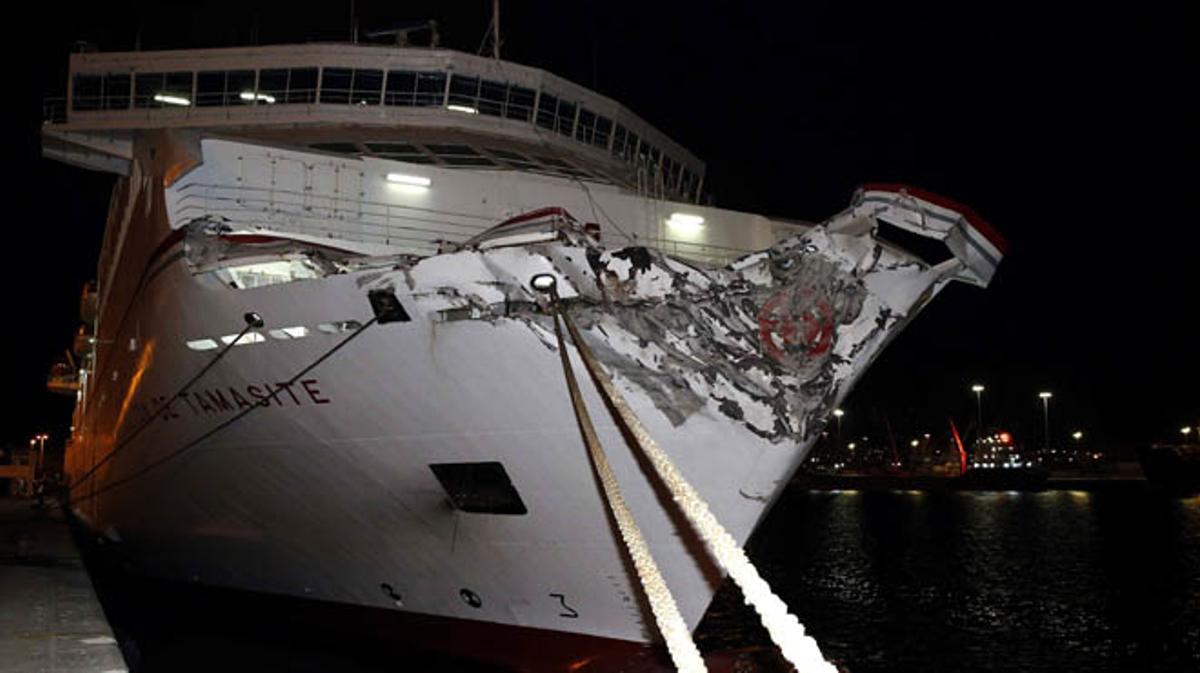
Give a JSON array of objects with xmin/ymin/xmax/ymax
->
[{"xmin": 172, "ymin": 181, "xmax": 751, "ymax": 265}]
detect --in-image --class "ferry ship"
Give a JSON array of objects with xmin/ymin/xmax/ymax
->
[{"xmin": 43, "ymin": 31, "xmax": 1006, "ymax": 672}]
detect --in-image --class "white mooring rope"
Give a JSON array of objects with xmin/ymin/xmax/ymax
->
[
  {"xmin": 558, "ymin": 307, "xmax": 838, "ymax": 673},
  {"xmin": 550, "ymin": 310, "xmax": 708, "ymax": 673}
]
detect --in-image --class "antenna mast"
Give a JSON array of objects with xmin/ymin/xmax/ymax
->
[{"xmin": 492, "ymin": 0, "xmax": 501, "ymax": 59}]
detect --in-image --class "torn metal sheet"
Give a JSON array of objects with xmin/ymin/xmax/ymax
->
[{"xmin": 361, "ymin": 187, "xmax": 1002, "ymax": 448}]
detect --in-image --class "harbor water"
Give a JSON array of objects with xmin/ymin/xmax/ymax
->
[{"xmin": 88, "ymin": 486, "xmax": 1200, "ymax": 672}]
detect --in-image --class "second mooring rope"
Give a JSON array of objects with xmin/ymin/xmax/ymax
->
[
  {"xmin": 550, "ymin": 307, "xmax": 708, "ymax": 673},
  {"xmin": 552, "ymin": 296, "xmax": 838, "ymax": 673}
]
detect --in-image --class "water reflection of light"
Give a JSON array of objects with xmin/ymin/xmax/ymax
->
[{"xmin": 1068, "ymin": 490, "xmax": 1090, "ymax": 501}]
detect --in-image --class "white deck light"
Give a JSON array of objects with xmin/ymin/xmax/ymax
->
[
  {"xmin": 386, "ymin": 173, "xmax": 432, "ymax": 187},
  {"xmin": 447, "ymin": 104, "xmax": 479, "ymax": 114},
  {"xmin": 239, "ymin": 91, "xmax": 276, "ymax": 104},
  {"xmin": 666, "ymin": 212, "xmax": 704, "ymax": 235},
  {"xmin": 153, "ymin": 94, "xmax": 191, "ymax": 106}
]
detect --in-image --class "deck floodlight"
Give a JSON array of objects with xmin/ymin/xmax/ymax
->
[
  {"xmin": 666, "ymin": 212, "xmax": 704, "ymax": 235},
  {"xmin": 971, "ymin": 384, "xmax": 985, "ymax": 392},
  {"xmin": 239, "ymin": 91, "xmax": 276, "ymax": 104},
  {"xmin": 530, "ymin": 274, "xmax": 558, "ymax": 295},
  {"xmin": 1038, "ymin": 391, "xmax": 1053, "ymax": 399},
  {"xmin": 153, "ymin": 93, "xmax": 191, "ymax": 106},
  {"xmin": 386, "ymin": 173, "xmax": 432, "ymax": 187},
  {"xmin": 833, "ymin": 408, "xmax": 844, "ymax": 418}
]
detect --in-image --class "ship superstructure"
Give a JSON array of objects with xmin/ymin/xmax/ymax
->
[{"xmin": 44, "ymin": 39, "xmax": 1006, "ymax": 671}]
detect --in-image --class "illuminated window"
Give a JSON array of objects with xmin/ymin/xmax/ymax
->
[
  {"xmin": 220, "ymin": 332, "xmax": 266, "ymax": 346},
  {"xmin": 268, "ymin": 326, "xmax": 310, "ymax": 340},
  {"xmin": 317, "ymin": 320, "xmax": 363, "ymax": 334}
]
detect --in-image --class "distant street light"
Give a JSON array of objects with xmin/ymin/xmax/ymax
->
[
  {"xmin": 1038, "ymin": 392, "xmax": 1053, "ymax": 455},
  {"xmin": 971, "ymin": 384, "xmax": 985, "ymax": 439},
  {"xmin": 31, "ymin": 433, "xmax": 48, "ymax": 477},
  {"xmin": 1072, "ymin": 431, "xmax": 1083, "ymax": 441},
  {"xmin": 833, "ymin": 408, "xmax": 845, "ymax": 450}
]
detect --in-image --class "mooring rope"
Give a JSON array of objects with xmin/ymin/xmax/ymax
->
[
  {"xmin": 548, "ymin": 304, "xmax": 707, "ymax": 673},
  {"xmin": 68, "ymin": 313, "xmax": 264, "ymax": 494},
  {"xmin": 546, "ymin": 286, "xmax": 837, "ymax": 673},
  {"xmin": 71, "ymin": 316, "xmax": 378, "ymax": 505}
]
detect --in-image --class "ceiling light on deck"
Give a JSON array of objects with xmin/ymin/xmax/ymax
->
[
  {"xmin": 447, "ymin": 104, "xmax": 479, "ymax": 114},
  {"xmin": 239, "ymin": 91, "xmax": 276, "ymax": 104},
  {"xmin": 666, "ymin": 212, "xmax": 704, "ymax": 235},
  {"xmin": 153, "ymin": 93, "xmax": 191, "ymax": 106},
  {"xmin": 386, "ymin": 173, "xmax": 432, "ymax": 187}
]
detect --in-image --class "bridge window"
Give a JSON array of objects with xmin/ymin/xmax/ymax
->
[
  {"xmin": 351, "ymin": 69, "xmax": 383, "ymax": 105},
  {"xmin": 505, "ymin": 85, "xmax": 535, "ymax": 122},
  {"xmin": 103, "ymin": 74, "xmax": 131, "ymax": 110},
  {"xmin": 286, "ymin": 68, "xmax": 318, "ymax": 104},
  {"xmin": 612, "ymin": 124, "xmax": 627, "ymax": 157},
  {"xmin": 384, "ymin": 70, "xmax": 415, "ymax": 105},
  {"xmin": 415, "ymin": 72, "xmax": 447, "ymax": 107},
  {"xmin": 593, "ymin": 115, "xmax": 612, "ymax": 149},
  {"xmin": 384, "ymin": 70, "xmax": 446, "ymax": 106},
  {"xmin": 226, "ymin": 70, "xmax": 256, "ymax": 105},
  {"xmin": 626, "ymin": 132, "xmax": 641, "ymax": 162},
  {"xmin": 556, "ymin": 100, "xmax": 577, "ymax": 137},
  {"xmin": 535, "ymin": 93, "xmax": 558, "ymax": 131},
  {"xmin": 134, "ymin": 72, "xmax": 194, "ymax": 107},
  {"xmin": 477, "ymin": 79, "xmax": 507, "ymax": 117},
  {"xmin": 258, "ymin": 68, "xmax": 289, "ymax": 102},
  {"xmin": 448, "ymin": 74, "xmax": 480, "ymax": 111},
  {"xmin": 195, "ymin": 71, "xmax": 226, "ymax": 107},
  {"xmin": 195, "ymin": 70, "xmax": 254, "ymax": 107},
  {"xmin": 320, "ymin": 67, "xmax": 352, "ymax": 104},
  {"xmin": 72, "ymin": 74, "xmax": 103, "ymax": 111},
  {"xmin": 575, "ymin": 108, "xmax": 596, "ymax": 145}
]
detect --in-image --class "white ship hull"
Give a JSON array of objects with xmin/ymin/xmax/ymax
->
[{"xmin": 60, "ymin": 130, "xmax": 1004, "ymax": 671}]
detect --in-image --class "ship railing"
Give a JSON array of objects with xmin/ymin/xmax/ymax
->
[
  {"xmin": 44, "ymin": 92, "xmax": 331, "ymax": 124},
  {"xmin": 43, "ymin": 98, "xmax": 68, "ymax": 124},
  {"xmin": 173, "ymin": 181, "xmax": 492, "ymax": 254},
  {"xmin": 172, "ymin": 181, "xmax": 752, "ymax": 265}
]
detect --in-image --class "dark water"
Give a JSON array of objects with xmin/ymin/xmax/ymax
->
[
  {"xmin": 699, "ymin": 488, "xmax": 1200, "ymax": 673},
  {"xmin": 88, "ymin": 487, "xmax": 1200, "ymax": 672}
]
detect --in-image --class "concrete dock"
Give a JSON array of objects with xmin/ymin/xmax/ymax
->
[{"xmin": 0, "ymin": 496, "xmax": 126, "ymax": 673}]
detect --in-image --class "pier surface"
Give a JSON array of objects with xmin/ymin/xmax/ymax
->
[{"xmin": 0, "ymin": 496, "xmax": 125, "ymax": 672}]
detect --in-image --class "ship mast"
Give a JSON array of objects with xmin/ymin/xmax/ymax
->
[{"xmin": 491, "ymin": 0, "xmax": 501, "ymax": 59}]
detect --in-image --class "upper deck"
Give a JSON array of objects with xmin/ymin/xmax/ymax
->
[{"xmin": 44, "ymin": 43, "xmax": 704, "ymax": 201}]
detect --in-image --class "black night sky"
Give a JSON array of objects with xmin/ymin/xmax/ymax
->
[{"xmin": 5, "ymin": 1, "xmax": 1195, "ymax": 456}]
